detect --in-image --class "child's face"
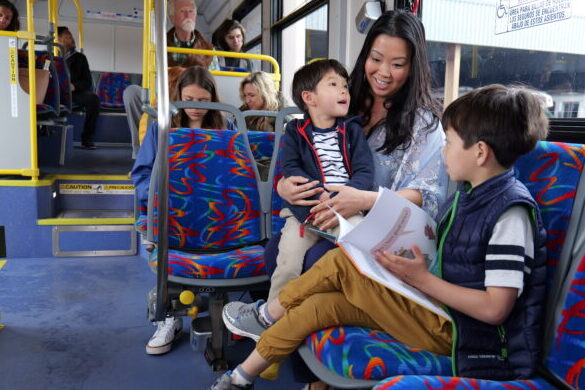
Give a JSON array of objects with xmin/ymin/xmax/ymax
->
[
  {"xmin": 181, "ymin": 84, "xmax": 212, "ymax": 125},
  {"xmin": 0, "ymin": 6, "xmax": 13, "ymax": 31},
  {"xmin": 306, "ymin": 70, "xmax": 350, "ymax": 121},
  {"xmin": 443, "ymin": 127, "xmax": 478, "ymax": 183}
]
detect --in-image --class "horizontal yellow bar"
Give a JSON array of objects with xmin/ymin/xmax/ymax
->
[
  {"xmin": 210, "ymin": 69, "xmax": 281, "ymax": 82},
  {"xmin": 0, "ymin": 174, "xmax": 132, "ymax": 187},
  {"xmin": 167, "ymin": 47, "xmax": 281, "ymax": 74},
  {"xmin": 50, "ymin": 174, "xmax": 131, "ymax": 181},
  {"xmin": 16, "ymin": 31, "xmax": 35, "ymax": 40},
  {"xmin": 0, "ymin": 179, "xmax": 53, "ymax": 187},
  {"xmin": 0, "ymin": 168, "xmax": 40, "ymax": 177},
  {"xmin": 37, "ymin": 218, "xmax": 135, "ymax": 226},
  {"xmin": 0, "ymin": 31, "xmax": 18, "ymax": 37}
]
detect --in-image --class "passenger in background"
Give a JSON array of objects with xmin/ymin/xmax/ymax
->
[
  {"xmin": 57, "ymin": 26, "xmax": 101, "ymax": 150},
  {"xmin": 132, "ymin": 66, "xmax": 236, "ymax": 356},
  {"xmin": 212, "ymin": 84, "xmax": 549, "ymax": 390},
  {"xmin": 123, "ymin": 0, "xmax": 218, "ymax": 158},
  {"xmin": 213, "ymin": 19, "xmax": 254, "ymax": 71},
  {"xmin": 0, "ymin": 0, "xmax": 19, "ymax": 31},
  {"xmin": 239, "ymin": 71, "xmax": 283, "ymax": 132}
]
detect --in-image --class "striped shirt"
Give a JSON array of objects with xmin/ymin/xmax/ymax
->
[
  {"xmin": 313, "ymin": 127, "xmax": 349, "ymax": 185},
  {"xmin": 484, "ymin": 205, "xmax": 534, "ymax": 296}
]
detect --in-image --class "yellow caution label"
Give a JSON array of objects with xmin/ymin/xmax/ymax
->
[
  {"xmin": 59, "ymin": 183, "xmax": 135, "ymax": 195},
  {"xmin": 9, "ymin": 46, "xmax": 16, "ymax": 85}
]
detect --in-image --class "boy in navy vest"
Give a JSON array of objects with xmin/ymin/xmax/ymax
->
[{"xmin": 210, "ymin": 84, "xmax": 548, "ymax": 389}]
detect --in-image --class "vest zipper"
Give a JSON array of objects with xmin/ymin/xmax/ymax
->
[
  {"xmin": 437, "ymin": 191, "xmax": 460, "ymax": 376},
  {"xmin": 497, "ymin": 325, "xmax": 509, "ymax": 360}
]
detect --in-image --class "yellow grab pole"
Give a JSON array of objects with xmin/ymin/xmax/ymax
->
[{"xmin": 72, "ymin": 0, "xmax": 84, "ymax": 51}]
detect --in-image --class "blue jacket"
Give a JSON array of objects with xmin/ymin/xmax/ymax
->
[
  {"xmin": 132, "ymin": 120, "xmax": 237, "ymax": 206},
  {"xmin": 436, "ymin": 169, "xmax": 547, "ymax": 379},
  {"xmin": 282, "ymin": 116, "xmax": 374, "ymax": 222}
]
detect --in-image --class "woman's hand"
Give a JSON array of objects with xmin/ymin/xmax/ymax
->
[
  {"xmin": 277, "ymin": 176, "xmax": 324, "ymax": 206},
  {"xmin": 375, "ymin": 245, "xmax": 430, "ymax": 289},
  {"xmin": 310, "ymin": 185, "xmax": 377, "ymax": 230}
]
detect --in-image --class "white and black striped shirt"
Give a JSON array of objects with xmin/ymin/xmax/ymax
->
[
  {"xmin": 484, "ymin": 205, "xmax": 534, "ymax": 296},
  {"xmin": 313, "ymin": 128, "xmax": 349, "ymax": 185}
]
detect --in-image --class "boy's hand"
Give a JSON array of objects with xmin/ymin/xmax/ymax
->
[{"xmin": 375, "ymin": 245, "xmax": 430, "ymax": 289}]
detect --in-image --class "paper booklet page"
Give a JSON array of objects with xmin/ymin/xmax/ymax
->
[{"xmin": 336, "ymin": 187, "xmax": 449, "ymax": 320}]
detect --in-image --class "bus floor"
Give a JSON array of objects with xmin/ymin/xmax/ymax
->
[
  {"xmin": 41, "ymin": 144, "xmax": 134, "ymax": 176},
  {"xmin": 0, "ymin": 255, "xmax": 303, "ymax": 389}
]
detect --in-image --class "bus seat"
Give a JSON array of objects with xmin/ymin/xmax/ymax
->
[
  {"xmin": 51, "ymin": 56, "xmax": 73, "ymax": 115},
  {"xmin": 95, "ymin": 71, "xmax": 132, "ymax": 111},
  {"xmin": 219, "ymin": 66, "xmax": 249, "ymax": 73},
  {"xmin": 298, "ymin": 141, "xmax": 585, "ymax": 388},
  {"xmin": 18, "ymin": 50, "xmax": 61, "ymax": 118},
  {"xmin": 214, "ymin": 75, "xmax": 246, "ymax": 108}
]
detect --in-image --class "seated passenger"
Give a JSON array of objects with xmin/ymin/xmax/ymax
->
[
  {"xmin": 268, "ymin": 59, "xmax": 373, "ymax": 302},
  {"xmin": 58, "ymin": 26, "xmax": 101, "ymax": 150},
  {"xmin": 211, "ymin": 84, "xmax": 549, "ymax": 389},
  {"xmin": 124, "ymin": 0, "xmax": 218, "ymax": 158},
  {"xmin": 131, "ymin": 66, "xmax": 236, "ymax": 356},
  {"xmin": 239, "ymin": 71, "xmax": 283, "ymax": 132},
  {"xmin": 0, "ymin": 0, "xmax": 19, "ymax": 31},
  {"xmin": 213, "ymin": 19, "xmax": 254, "ymax": 71}
]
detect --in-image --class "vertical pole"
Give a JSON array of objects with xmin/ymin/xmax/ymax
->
[
  {"xmin": 443, "ymin": 43, "xmax": 461, "ymax": 109},
  {"xmin": 26, "ymin": 0, "xmax": 39, "ymax": 179}
]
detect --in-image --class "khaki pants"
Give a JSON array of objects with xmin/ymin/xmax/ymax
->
[
  {"xmin": 256, "ymin": 247, "xmax": 453, "ymax": 363},
  {"xmin": 268, "ymin": 208, "xmax": 364, "ymax": 301}
]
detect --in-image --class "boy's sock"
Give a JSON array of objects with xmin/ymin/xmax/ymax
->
[
  {"xmin": 231, "ymin": 365, "xmax": 254, "ymax": 387},
  {"xmin": 258, "ymin": 302, "xmax": 276, "ymax": 328}
]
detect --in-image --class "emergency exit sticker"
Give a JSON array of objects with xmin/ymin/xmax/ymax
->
[
  {"xmin": 8, "ymin": 38, "xmax": 17, "ymax": 117},
  {"xmin": 59, "ymin": 183, "xmax": 134, "ymax": 195}
]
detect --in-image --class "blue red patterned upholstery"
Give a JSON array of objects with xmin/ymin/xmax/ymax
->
[
  {"xmin": 304, "ymin": 141, "xmax": 585, "ymax": 385},
  {"xmin": 144, "ymin": 127, "xmax": 267, "ymax": 279},
  {"xmin": 51, "ymin": 56, "xmax": 72, "ymax": 113},
  {"xmin": 18, "ymin": 50, "xmax": 60, "ymax": 116},
  {"xmin": 148, "ymin": 245, "xmax": 266, "ymax": 279},
  {"xmin": 219, "ymin": 66, "xmax": 249, "ymax": 72},
  {"xmin": 373, "ymin": 375, "xmax": 555, "ymax": 389},
  {"xmin": 95, "ymin": 72, "xmax": 132, "ymax": 109}
]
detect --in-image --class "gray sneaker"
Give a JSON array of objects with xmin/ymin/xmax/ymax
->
[
  {"xmin": 209, "ymin": 371, "xmax": 253, "ymax": 390},
  {"xmin": 222, "ymin": 300, "xmax": 267, "ymax": 342}
]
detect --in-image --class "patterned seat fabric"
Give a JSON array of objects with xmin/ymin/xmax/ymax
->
[
  {"xmin": 144, "ymin": 128, "xmax": 266, "ymax": 279},
  {"xmin": 219, "ymin": 66, "xmax": 249, "ymax": 72},
  {"xmin": 51, "ymin": 56, "xmax": 72, "ymax": 114},
  {"xmin": 95, "ymin": 72, "xmax": 132, "ymax": 109},
  {"xmin": 19, "ymin": 50, "xmax": 60, "ymax": 116},
  {"xmin": 373, "ymin": 375, "xmax": 555, "ymax": 389},
  {"xmin": 305, "ymin": 142, "xmax": 585, "ymax": 385}
]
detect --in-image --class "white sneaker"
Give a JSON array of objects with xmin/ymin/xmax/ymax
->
[{"xmin": 145, "ymin": 316, "xmax": 183, "ymax": 355}]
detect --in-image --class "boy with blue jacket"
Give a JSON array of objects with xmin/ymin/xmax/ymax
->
[
  {"xmin": 212, "ymin": 84, "xmax": 549, "ymax": 389},
  {"xmin": 266, "ymin": 59, "xmax": 374, "ymax": 301}
]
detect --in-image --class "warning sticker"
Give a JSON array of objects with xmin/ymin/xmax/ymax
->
[
  {"xmin": 495, "ymin": 0, "xmax": 572, "ymax": 35},
  {"xmin": 59, "ymin": 183, "xmax": 135, "ymax": 195},
  {"xmin": 9, "ymin": 38, "xmax": 17, "ymax": 117}
]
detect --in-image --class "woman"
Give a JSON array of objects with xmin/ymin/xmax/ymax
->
[
  {"xmin": 213, "ymin": 19, "xmax": 254, "ymax": 71},
  {"xmin": 0, "ymin": 0, "xmax": 19, "ymax": 31},
  {"xmin": 210, "ymin": 10, "xmax": 448, "ymax": 390},
  {"xmin": 239, "ymin": 71, "xmax": 282, "ymax": 132}
]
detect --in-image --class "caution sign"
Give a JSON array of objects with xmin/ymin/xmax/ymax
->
[
  {"xmin": 495, "ymin": 0, "xmax": 572, "ymax": 35},
  {"xmin": 9, "ymin": 38, "xmax": 17, "ymax": 117},
  {"xmin": 59, "ymin": 183, "xmax": 135, "ymax": 195}
]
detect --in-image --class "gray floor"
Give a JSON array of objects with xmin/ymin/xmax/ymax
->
[{"xmin": 0, "ymin": 255, "xmax": 303, "ymax": 390}]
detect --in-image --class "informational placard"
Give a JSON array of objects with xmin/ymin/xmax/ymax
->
[
  {"xmin": 85, "ymin": 9, "xmax": 142, "ymax": 22},
  {"xmin": 495, "ymin": 0, "xmax": 572, "ymax": 34},
  {"xmin": 8, "ymin": 38, "xmax": 17, "ymax": 118},
  {"xmin": 59, "ymin": 184, "xmax": 134, "ymax": 195}
]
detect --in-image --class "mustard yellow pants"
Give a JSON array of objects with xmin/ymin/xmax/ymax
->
[{"xmin": 256, "ymin": 247, "xmax": 452, "ymax": 363}]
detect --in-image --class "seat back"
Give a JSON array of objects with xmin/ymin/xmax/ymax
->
[
  {"xmin": 51, "ymin": 56, "xmax": 73, "ymax": 113},
  {"xmin": 95, "ymin": 71, "xmax": 132, "ymax": 109},
  {"xmin": 18, "ymin": 50, "xmax": 60, "ymax": 116},
  {"xmin": 166, "ymin": 127, "xmax": 262, "ymax": 250}
]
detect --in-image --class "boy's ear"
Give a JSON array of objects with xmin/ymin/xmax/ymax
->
[
  {"xmin": 476, "ymin": 141, "xmax": 491, "ymax": 166},
  {"xmin": 301, "ymin": 90, "xmax": 316, "ymax": 108}
]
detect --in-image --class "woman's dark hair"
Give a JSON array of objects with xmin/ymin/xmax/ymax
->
[
  {"xmin": 213, "ymin": 19, "xmax": 246, "ymax": 52},
  {"xmin": 349, "ymin": 10, "xmax": 441, "ymax": 155},
  {"xmin": 0, "ymin": 0, "xmax": 19, "ymax": 31},
  {"xmin": 171, "ymin": 66, "xmax": 226, "ymax": 129}
]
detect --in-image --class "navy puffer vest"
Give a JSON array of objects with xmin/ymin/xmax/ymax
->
[{"xmin": 436, "ymin": 169, "xmax": 547, "ymax": 379}]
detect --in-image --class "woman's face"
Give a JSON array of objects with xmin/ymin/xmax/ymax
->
[
  {"xmin": 0, "ymin": 6, "xmax": 13, "ymax": 31},
  {"xmin": 242, "ymin": 83, "xmax": 265, "ymax": 111},
  {"xmin": 364, "ymin": 34, "xmax": 411, "ymax": 101},
  {"xmin": 181, "ymin": 84, "xmax": 212, "ymax": 125},
  {"xmin": 225, "ymin": 28, "xmax": 244, "ymax": 52}
]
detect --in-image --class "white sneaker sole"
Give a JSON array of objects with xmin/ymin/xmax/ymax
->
[
  {"xmin": 222, "ymin": 308, "xmax": 261, "ymax": 342},
  {"xmin": 145, "ymin": 330, "xmax": 182, "ymax": 355}
]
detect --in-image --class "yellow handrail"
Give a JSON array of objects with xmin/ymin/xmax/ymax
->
[
  {"xmin": 26, "ymin": 0, "xmax": 39, "ymax": 179},
  {"xmin": 167, "ymin": 47, "xmax": 281, "ymax": 74},
  {"xmin": 71, "ymin": 0, "xmax": 84, "ymax": 50}
]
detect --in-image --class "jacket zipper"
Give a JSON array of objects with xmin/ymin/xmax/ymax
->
[
  {"xmin": 497, "ymin": 325, "xmax": 509, "ymax": 360},
  {"xmin": 437, "ymin": 191, "xmax": 460, "ymax": 376}
]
